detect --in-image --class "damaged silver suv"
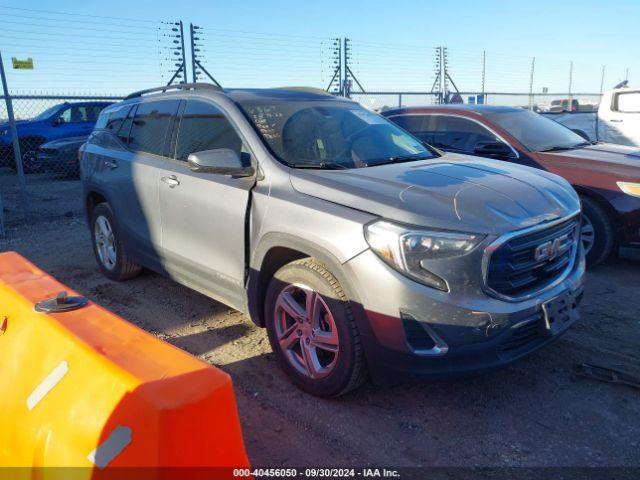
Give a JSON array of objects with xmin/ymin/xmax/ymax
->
[{"xmin": 82, "ymin": 84, "xmax": 585, "ymax": 397}]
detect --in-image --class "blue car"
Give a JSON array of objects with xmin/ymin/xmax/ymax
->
[{"xmin": 0, "ymin": 101, "xmax": 112, "ymax": 173}]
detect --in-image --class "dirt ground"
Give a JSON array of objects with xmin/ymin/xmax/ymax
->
[{"xmin": 1, "ymin": 214, "xmax": 639, "ymax": 469}]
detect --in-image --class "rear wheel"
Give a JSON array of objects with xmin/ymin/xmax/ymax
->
[
  {"xmin": 90, "ymin": 203, "xmax": 142, "ymax": 281},
  {"xmin": 264, "ymin": 258, "xmax": 367, "ymax": 397},
  {"xmin": 580, "ymin": 196, "xmax": 615, "ymax": 266}
]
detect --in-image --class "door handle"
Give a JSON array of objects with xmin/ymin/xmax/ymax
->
[
  {"xmin": 161, "ymin": 175, "xmax": 180, "ymax": 188},
  {"xmin": 104, "ymin": 160, "xmax": 118, "ymax": 169},
  {"xmin": 610, "ymin": 119, "xmax": 624, "ymax": 123}
]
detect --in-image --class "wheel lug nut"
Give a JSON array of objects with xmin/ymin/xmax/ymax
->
[
  {"xmin": 305, "ymin": 337, "xmax": 310, "ymax": 345},
  {"xmin": 297, "ymin": 329, "xmax": 302, "ymax": 336}
]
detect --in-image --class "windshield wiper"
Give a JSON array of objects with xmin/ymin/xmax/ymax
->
[
  {"xmin": 539, "ymin": 146, "xmax": 577, "ymax": 152},
  {"xmin": 288, "ymin": 161, "xmax": 351, "ymax": 170},
  {"xmin": 369, "ymin": 153, "xmax": 433, "ymax": 166},
  {"xmin": 539, "ymin": 141, "xmax": 593, "ymax": 152}
]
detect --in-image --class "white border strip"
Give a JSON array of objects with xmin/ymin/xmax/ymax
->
[{"xmin": 26, "ymin": 360, "xmax": 69, "ymax": 411}]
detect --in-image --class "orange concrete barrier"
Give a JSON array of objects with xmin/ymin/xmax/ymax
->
[{"xmin": 0, "ymin": 251, "xmax": 250, "ymax": 479}]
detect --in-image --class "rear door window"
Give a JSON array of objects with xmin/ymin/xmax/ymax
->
[
  {"xmin": 175, "ymin": 100, "xmax": 243, "ymax": 161},
  {"xmin": 393, "ymin": 114, "xmax": 498, "ymax": 153},
  {"xmin": 127, "ymin": 100, "xmax": 180, "ymax": 156}
]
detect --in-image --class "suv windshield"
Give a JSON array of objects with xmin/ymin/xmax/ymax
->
[
  {"xmin": 237, "ymin": 98, "xmax": 435, "ymax": 168},
  {"xmin": 484, "ymin": 109, "xmax": 589, "ymax": 152}
]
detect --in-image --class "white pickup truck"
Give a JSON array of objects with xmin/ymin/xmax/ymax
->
[{"xmin": 541, "ymin": 87, "xmax": 640, "ymax": 147}]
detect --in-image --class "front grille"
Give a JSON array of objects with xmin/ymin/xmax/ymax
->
[{"xmin": 487, "ymin": 216, "xmax": 580, "ymax": 299}]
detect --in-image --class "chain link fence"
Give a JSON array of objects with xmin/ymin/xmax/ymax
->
[
  {"xmin": 0, "ymin": 7, "xmax": 633, "ymax": 232},
  {"xmin": 0, "ymin": 94, "xmax": 123, "ymax": 227}
]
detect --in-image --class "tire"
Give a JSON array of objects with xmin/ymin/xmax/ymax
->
[
  {"xmin": 264, "ymin": 258, "xmax": 367, "ymax": 397},
  {"xmin": 19, "ymin": 138, "xmax": 44, "ymax": 174},
  {"xmin": 580, "ymin": 196, "xmax": 615, "ymax": 266},
  {"xmin": 90, "ymin": 203, "xmax": 142, "ymax": 281}
]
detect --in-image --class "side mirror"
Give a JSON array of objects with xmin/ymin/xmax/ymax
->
[
  {"xmin": 473, "ymin": 141, "xmax": 514, "ymax": 158},
  {"xmin": 187, "ymin": 148, "xmax": 254, "ymax": 177},
  {"xmin": 52, "ymin": 117, "xmax": 63, "ymax": 127}
]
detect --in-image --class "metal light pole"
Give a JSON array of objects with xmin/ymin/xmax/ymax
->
[{"xmin": 0, "ymin": 51, "xmax": 28, "ymax": 220}]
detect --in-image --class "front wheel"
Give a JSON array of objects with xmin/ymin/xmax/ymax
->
[
  {"xmin": 580, "ymin": 196, "xmax": 615, "ymax": 266},
  {"xmin": 264, "ymin": 258, "xmax": 367, "ymax": 397}
]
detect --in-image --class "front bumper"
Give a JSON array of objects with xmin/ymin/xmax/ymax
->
[
  {"xmin": 343, "ymin": 247, "xmax": 586, "ymax": 385},
  {"xmin": 35, "ymin": 149, "xmax": 79, "ymax": 174},
  {"xmin": 611, "ymin": 193, "xmax": 640, "ymax": 251}
]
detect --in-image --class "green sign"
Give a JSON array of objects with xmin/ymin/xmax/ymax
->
[{"xmin": 11, "ymin": 57, "xmax": 34, "ymax": 70}]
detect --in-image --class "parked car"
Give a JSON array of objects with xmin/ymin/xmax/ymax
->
[
  {"xmin": 34, "ymin": 136, "xmax": 87, "ymax": 177},
  {"xmin": 82, "ymin": 84, "xmax": 585, "ymax": 397},
  {"xmin": 541, "ymin": 88, "xmax": 640, "ymax": 147},
  {"xmin": 0, "ymin": 101, "xmax": 112, "ymax": 173},
  {"xmin": 383, "ymin": 104, "xmax": 640, "ymax": 265},
  {"xmin": 547, "ymin": 99, "xmax": 596, "ymax": 113}
]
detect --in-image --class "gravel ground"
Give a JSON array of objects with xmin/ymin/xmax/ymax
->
[{"xmin": 1, "ymin": 215, "xmax": 639, "ymax": 469}]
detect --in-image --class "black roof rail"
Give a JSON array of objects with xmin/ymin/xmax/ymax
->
[{"xmin": 124, "ymin": 83, "xmax": 223, "ymax": 100}]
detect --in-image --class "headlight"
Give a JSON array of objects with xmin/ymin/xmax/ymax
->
[
  {"xmin": 364, "ymin": 220, "xmax": 484, "ymax": 291},
  {"xmin": 617, "ymin": 181, "xmax": 640, "ymax": 198}
]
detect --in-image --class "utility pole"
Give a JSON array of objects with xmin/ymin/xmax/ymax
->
[
  {"xmin": 342, "ymin": 38, "xmax": 364, "ymax": 98},
  {"xmin": 166, "ymin": 20, "xmax": 187, "ymax": 85},
  {"xmin": 568, "ymin": 61, "xmax": 573, "ymax": 111},
  {"xmin": 481, "ymin": 50, "xmax": 486, "ymax": 103},
  {"xmin": 431, "ymin": 46, "xmax": 443, "ymax": 104},
  {"xmin": 190, "ymin": 24, "xmax": 222, "ymax": 88},
  {"xmin": 190, "ymin": 23, "xmax": 197, "ymax": 82},
  {"xmin": 528, "ymin": 57, "xmax": 536, "ymax": 110},
  {"xmin": 0, "ymin": 51, "xmax": 28, "ymax": 221},
  {"xmin": 600, "ymin": 65, "xmax": 606, "ymax": 96},
  {"xmin": 325, "ymin": 38, "xmax": 342, "ymax": 95}
]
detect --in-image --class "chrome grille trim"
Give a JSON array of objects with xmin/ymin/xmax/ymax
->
[{"xmin": 482, "ymin": 211, "xmax": 582, "ymax": 303}]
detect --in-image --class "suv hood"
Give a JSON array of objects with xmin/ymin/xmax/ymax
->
[
  {"xmin": 537, "ymin": 143, "xmax": 640, "ymax": 167},
  {"xmin": 289, "ymin": 152, "xmax": 580, "ymax": 235}
]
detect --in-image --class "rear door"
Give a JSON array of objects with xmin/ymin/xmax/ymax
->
[
  {"xmin": 158, "ymin": 99, "xmax": 255, "ymax": 310},
  {"xmin": 99, "ymin": 99, "xmax": 180, "ymax": 268},
  {"xmin": 599, "ymin": 90, "xmax": 640, "ymax": 146}
]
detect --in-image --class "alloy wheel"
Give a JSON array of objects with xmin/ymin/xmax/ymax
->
[
  {"xmin": 94, "ymin": 215, "xmax": 117, "ymax": 270},
  {"xmin": 274, "ymin": 284, "xmax": 339, "ymax": 379},
  {"xmin": 581, "ymin": 215, "xmax": 595, "ymax": 255}
]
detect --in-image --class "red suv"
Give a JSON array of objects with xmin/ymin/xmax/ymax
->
[{"xmin": 383, "ymin": 105, "xmax": 640, "ymax": 265}]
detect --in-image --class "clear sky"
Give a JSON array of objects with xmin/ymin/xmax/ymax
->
[{"xmin": 0, "ymin": 0, "xmax": 637, "ymax": 99}]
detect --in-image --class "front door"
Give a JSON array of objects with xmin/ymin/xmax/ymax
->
[{"xmin": 158, "ymin": 99, "xmax": 255, "ymax": 310}]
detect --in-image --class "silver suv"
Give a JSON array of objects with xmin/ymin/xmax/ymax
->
[{"xmin": 82, "ymin": 84, "xmax": 585, "ymax": 397}]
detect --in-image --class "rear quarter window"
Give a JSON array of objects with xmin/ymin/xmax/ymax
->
[
  {"xmin": 94, "ymin": 105, "xmax": 131, "ymax": 131},
  {"xmin": 615, "ymin": 92, "xmax": 640, "ymax": 113},
  {"xmin": 127, "ymin": 100, "xmax": 179, "ymax": 156}
]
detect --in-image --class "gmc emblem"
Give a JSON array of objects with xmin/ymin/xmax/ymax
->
[{"xmin": 534, "ymin": 233, "xmax": 571, "ymax": 262}]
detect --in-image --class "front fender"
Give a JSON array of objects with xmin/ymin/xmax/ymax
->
[{"xmin": 247, "ymin": 232, "xmax": 368, "ymax": 328}]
